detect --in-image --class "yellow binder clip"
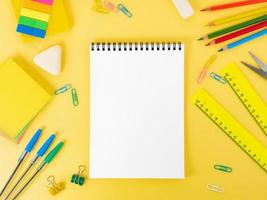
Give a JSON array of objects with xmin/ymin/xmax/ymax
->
[{"xmin": 47, "ymin": 176, "xmax": 65, "ymax": 196}]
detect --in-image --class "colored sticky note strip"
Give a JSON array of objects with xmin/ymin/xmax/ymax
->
[
  {"xmin": 23, "ymin": 0, "xmax": 52, "ymax": 14},
  {"xmin": 17, "ymin": 24, "xmax": 46, "ymax": 38},
  {"xmin": 21, "ymin": 7, "xmax": 50, "ymax": 22},
  {"xmin": 19, "ymin": 16, "xmax": 48, "ymax": 30},
  {"xmin": 12, "ymin": 0, "xmax": 71, "ymax": 42},
  {"xmin": 32, "ymin": 0, "xmax": 54, "ymax": 6}
]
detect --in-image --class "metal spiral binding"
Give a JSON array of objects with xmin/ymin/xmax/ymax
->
[{"xmin": 91, "ymin": 42, "xmax": 182, "ymax": 51}]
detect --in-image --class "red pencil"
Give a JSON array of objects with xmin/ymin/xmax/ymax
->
[
  {"xmin": 201, "ymin": 0, "xmax": 267, "ymax": 11},
  {"xmin": 206, "ymin": 20, "xmax": 267, "ymax": 45}
]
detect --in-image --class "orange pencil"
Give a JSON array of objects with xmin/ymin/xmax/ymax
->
[{"xmin": 201, "ymin": 0, "xmax": 267, "ymax": 11}]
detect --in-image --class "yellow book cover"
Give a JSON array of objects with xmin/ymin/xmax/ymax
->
[{"xmin": 0, "ymin": 59, "xmax": 52, "ymax": 141}]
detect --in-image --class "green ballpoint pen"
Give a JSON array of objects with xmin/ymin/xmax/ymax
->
[{"xmin": 11, "ymin": 141, "xmax": 64, "ymax": 200}]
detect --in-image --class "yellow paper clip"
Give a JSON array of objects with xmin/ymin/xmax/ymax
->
[
  {"xmin": 71, "ymin": 88, "xmax": 79, "ymax": 107},
  {"xmin": 214, "ymin": 164, "xmax": 232, "ymax": 173},
  {"xmin": 93, "ymin": 0, "xmax": 110, "ymax": 13},
  {"xmin": 197, "ymin": 54, "xmax": 218, "ymax": 84},
  {"xmin": 54, "ymin": 84, "xmax": 72, "ymax": 95},
  {"xmin": 47, "ymin": 176, "xmax": 65, "ymax": 196},
  {"xmin": 118, "ymin": 4, "xmax": 132, "ymax": 18},
  {"xmin": 207, "ymin": 184, "xmax": 224, "ymax": 193},
  {"xmin": 210, "ymin": 72, "xmax": 226, "ymax": 84}
]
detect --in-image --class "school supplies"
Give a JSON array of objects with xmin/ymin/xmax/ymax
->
[
  {"xmin": 171, "ymin": 0, "xmax": 194, "ymax": 19},
  {"xmin": 118, "ymin": 4, "xmax": 132, "ymax": 18},
  {"xmin": 222, "ymin": 63, "xmax": 267, "ymax": 136},
  {"xmin": 218, "ymin": 29, "xmax": 267, "ymax": 51},
  {"xmin": 0, "ymin": 129, "xmax": 42, "ymax": 197},
  {"xmin": 214, "ymin": 164, "xmax": 232, "ymax": 173},
  {"xmin": 241, "ymin": 51, "xmax": 267, "ymax": 79},
  {"xmin": 199, "ymin": 14, "xmax": 267, "ymax": 40},
  {"xmin": 207, "ymin": 6, "xmax": 267, "ymax": 26},
  {"xmin": 103, "ymin": 0, "xmax": 118, "ymax": 12},
  {"xmin": 209, "ymin": 72, "xmax": 226, "ymax": 84},
  {"xmin": 71, "ymin": 88, "xmax": 79, "ymax": 107},
  {"xmin": 33, "ymin": 45, "xmax": 62, "ymax": 76},
  {"xmin": 193, "ymin": 89, "xmax": 267, "ymax": 172},
  {"xmin": 71, "ymin": 165, "xmax": 86, "ymax": 186},
  {"xmin": 16, "ymin": 0, "xmax": 55, "ymax": 38},
  {"xmin": 12, "ymin": 0, "xmax": 71, "ymax": 42},
  {"xmin": 201, "ymin": 0, "xmax": 267, "ymax": 12},
  {"xmin": 93, "ymin": 0, "xmax": 110, "ymax": 13},
  {"xmin": 207, "ymin": 184, "xmax": 224, "ymax": 193},
  {"xmin": 197, "ymin": 54, "xmax": 218, "ymax": 83},
  {"xmin": 206, "ymin": 21, "xmax": 267, "ymax": 46},
  {"xmin": 12, "ymin": 141, "xmax": 64, "ymax": 200},
  {"xmin": 55, "ymin": 84, "xmax": 72, "ymax": 95},
  {"xmin": 47, "ymin": 176, "xmax": 65, "ymax": 196},
  {"xmin": 90, "ymin": 42, "xmax": 184, "ymax": 178},
  {"xmin": 4, "ymin": 134, "xmax": 56, "ymax": 200},
  {"xmin": 0, "ymin": 59, "xmax": 52, "ymax": 142}
]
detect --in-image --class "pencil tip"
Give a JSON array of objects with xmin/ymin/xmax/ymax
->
[
  {"xmin": 206, "ymin": 22, "xmax": 214, "ymax": 26},
  {"xmin": 200, "ymin": 8, "xmax": 206, "ymax": 11},
  {"xmin": 198, "ymin": 37, "xmax": 203, "ymax": 41},
  {"xmin": 205, "ymin": 43, "xmax": 211, "ymax": 46},
  {"xmin": 218, "ymin": 48, "xmax": 223, "ymax": 52}
]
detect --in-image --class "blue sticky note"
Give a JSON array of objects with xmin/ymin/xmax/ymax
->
[{"xmin": 17, "ymin": 24, "xmax": 46, "ymax": 38}]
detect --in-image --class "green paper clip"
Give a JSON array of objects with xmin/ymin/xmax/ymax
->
[
  {"xmin": 71, "ymin": 88, "xmax": 79, "ymax": 106},
  {"xmin": 54, "ymin": 84, "xmax": 72, "ymax": 95},
  {"xmin": 210, "ymin": 72, "xmax": 226, "ymax": 84},
  {"xmin": 214, "ymin": 164, "xmax": 232, "ymax": 173},
  {"xmin": 118, "ymin": 4, "xmax": 132, "ymax": 18}
]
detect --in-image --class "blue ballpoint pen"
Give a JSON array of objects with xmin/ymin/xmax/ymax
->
[
  {"xmin": 4, "ymin": 134, "xmax": 55, "ymax": 200},
  {"xmin": 0, "ymin": 129, "xmax": 42, "ymax": 197}
]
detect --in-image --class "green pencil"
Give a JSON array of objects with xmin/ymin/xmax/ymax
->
[{"xmin": 199, "ymin": 14, "xmax": 267, "ymax": 40}]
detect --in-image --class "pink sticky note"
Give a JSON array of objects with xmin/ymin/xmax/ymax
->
[{"xmin": 32, "ymin": 0, "xmax": 54, "ymax": 5}]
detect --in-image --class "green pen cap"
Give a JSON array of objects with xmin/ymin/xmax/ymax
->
[{"xmin": 44, "ymin": 142, "xmax": 64, "ymax": 164}]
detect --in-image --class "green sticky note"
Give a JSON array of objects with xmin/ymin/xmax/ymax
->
[{"xmin": 18, "ymin": 16, "xmax": 48, "ymax": 30}]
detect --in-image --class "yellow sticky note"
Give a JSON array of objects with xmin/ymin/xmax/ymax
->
[
  {"xmin": 12, "ymin": 0, "xmax": 71, "ymax": 42},
  {"xmin": 0, "ymin": 59, "xmax": 52, "ymax": 140}
]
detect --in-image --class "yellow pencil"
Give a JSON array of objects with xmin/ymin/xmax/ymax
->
[{"xmin": 207, "ymin": 6, "xmax": 267, "ymax": 26}]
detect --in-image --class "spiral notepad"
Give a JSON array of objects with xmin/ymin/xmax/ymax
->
[{"xmin": 90, "ymin": 42, "xmax": 184, "ymax": 179}]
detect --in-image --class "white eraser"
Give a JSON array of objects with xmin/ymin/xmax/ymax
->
[{"xmin": 172, "ymin": 0, "xmax": 194, "ymax": 19}]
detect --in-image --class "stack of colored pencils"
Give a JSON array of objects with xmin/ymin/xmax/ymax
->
[{"xmin": 199, "ymin": 1, "xmax": 267, "ymax": 52}]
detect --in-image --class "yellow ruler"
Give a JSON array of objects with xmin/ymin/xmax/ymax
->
[
  {"xmin": 221, "ymin": 63, "xmax": 267, "ymax": 136},
  {"xmin": 192, "ymin": 89, "xmax": 267, "ymax": 172}
]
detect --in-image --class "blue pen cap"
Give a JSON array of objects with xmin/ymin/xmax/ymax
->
[
  {"xmin": 25, "ymin": 129, "xmax": 42, "ymax": 153},
  {"xmin": 37, "ymin": 134, "xmax": 56, "ymax": 157}
]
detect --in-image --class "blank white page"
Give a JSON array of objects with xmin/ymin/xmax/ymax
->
[{"xmin": 90, "ymin": 43, "xmax": 184, "ymax": 179}]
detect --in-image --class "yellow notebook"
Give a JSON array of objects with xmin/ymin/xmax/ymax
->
[
  {"xmin": 11, "ymin": 0, "xmax": 71, "ymax": 42},
  {"xmin": 0, "ymin": 59, "xmax": 52, "ymax": 141}
]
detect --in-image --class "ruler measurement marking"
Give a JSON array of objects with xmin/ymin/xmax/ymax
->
[
  {"xmin": 194, "ymin": 90, "xmax": 267, "ymax": 171},
  {"xmin": 224, "ymin": 70, "xmax": 267, "ymax": 135}
]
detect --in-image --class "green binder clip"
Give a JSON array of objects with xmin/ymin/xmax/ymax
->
[{"xmin": 71, "ymin": 165, "xmax": 86, "ymax": 186}]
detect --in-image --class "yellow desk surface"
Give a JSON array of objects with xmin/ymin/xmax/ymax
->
[{"xmin": 0, "ymin": 0, "xmax": 267, "ymax": 199}]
